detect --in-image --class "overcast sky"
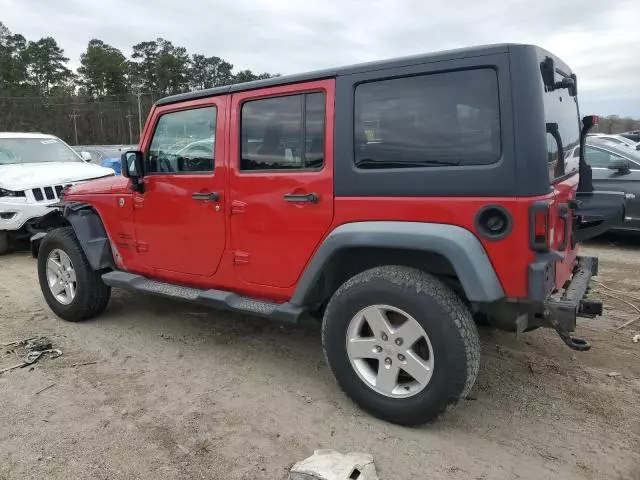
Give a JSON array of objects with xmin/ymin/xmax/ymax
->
[{"xmin": 2, "ymin": 0, "xmax": 639, "ymax": 117}]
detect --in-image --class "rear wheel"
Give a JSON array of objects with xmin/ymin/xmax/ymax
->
[
  {"xmin": 322, "ymin": 265, "xmax": 480, "ymax": 425},
  {"xmin": 37, "ymin": 227, "xmax": 111, "ymax": 321}
]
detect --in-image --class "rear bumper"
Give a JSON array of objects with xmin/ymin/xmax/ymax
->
[{"xmin": 543, "ymin": 256, "xmax": 601, "ymax": 350}]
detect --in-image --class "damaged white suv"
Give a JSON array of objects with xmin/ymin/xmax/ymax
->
[{"xmin": 0, "ymin": 132, "xmax": 116, "ymax": 254}]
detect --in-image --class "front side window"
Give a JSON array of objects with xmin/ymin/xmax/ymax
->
[
  {"xmin": 148, "ymin": 106, "xmax": 216, "ymax": 174},
  {"xmin": 0, "ymin": 138, "xmax": 83, "ymax": 165},
  {"xmin": 240, "ymin": 92, "xmax": 325, "ymax": 171},
  {"xmin": 353, "ymin": 69, "xmax": 501, "ymax": 169}
]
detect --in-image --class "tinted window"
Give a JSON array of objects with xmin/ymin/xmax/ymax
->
[
  {"xmin": 148, "ymin": 107, "xmax": 216, "ymax": 174},
  {"xmin": 353, "ymin": 69, "xmax": 501, "ymax": 169},
  {"xmin": 305, "ymin": 93, "xmax": 325, "ymax": 168},
  {"xmin": 543, "ymin": 81, "xmax": 580, "ymax": 182},
  {"xmin": 241, "ymin": 92, "xmax": 325, "ymax": 171}
]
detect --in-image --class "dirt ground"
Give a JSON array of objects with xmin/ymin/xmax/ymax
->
[{"xmin": 1, "ymin": 238, "xmax": 639, "ymax": 480}]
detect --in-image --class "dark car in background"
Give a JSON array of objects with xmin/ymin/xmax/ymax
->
[
  {"xmin": 567, "ymin": 140, "xmax": 640, "ymax": 232},
  {"xmin": 620, "ymin": 131, "xmax": 640, "ymax": 143}
]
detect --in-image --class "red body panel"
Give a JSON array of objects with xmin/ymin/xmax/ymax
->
[
  {"xmin": 227, "ymin": 80, "xmax": 335, "ymax": 288},
  {"xmin": 64, "ymin": 76, "xmax": 578, "ymax": 304},
  {"xmin": 132, "ymin": 96, "xmax": 229, "ymax": 278},
  {"xmin": 550, "ymin": 174, "xmax": 580, "ymax": 289},
  {"xmin": 71, "ymin": 175, "xmax": 131, "ymax": 195},
  {"xmin": 331, "ymin": 197, "xmax": 537, "ymax": 299}
]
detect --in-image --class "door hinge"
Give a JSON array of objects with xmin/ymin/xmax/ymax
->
[
  {"xmin": 231, "ymin": 200, "xmax": 246, "ymax": 215},
  {"xmin": 135, "ymin": 241, "xmax": 149, "ymax": 253},
  {"xmin": 233, "ymin": 251, "xmax": 249, "ymax": 265}
]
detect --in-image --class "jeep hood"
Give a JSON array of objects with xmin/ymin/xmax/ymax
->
[
  {"xmin": 66, "ymin": 174, "xmax": 130, "ymax": 195},
  {"xmin": 0, "ymin": 162, "xmax": 115, "ymax": 190}
]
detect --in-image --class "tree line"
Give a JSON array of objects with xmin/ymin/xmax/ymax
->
[
  {"xmin": 0, "ymin": 22, "xmax": 273, "ymax": 144},
  {"xmin": 1, "ymin": 21, "xmax": 638, "ymax": 145},
  {"xmin": 591, "ymin": 116, "xmax": 640, "ymax": 135}
]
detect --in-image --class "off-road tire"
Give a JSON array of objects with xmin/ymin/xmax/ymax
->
[
  {"xmin": 0, "ymin": 231, "xmax": 11, "ymax": 255},
  {"xmin": 37, "ymin": 227, "xmax": 111, "ymax": 321},
  {"xmin": 322, "ymin": 265, "xmax": 480, "ymax": 425}
]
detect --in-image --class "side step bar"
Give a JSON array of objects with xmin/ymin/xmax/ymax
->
[{"xmin": 101, "ymin": 271, "xmax": 306, "ymax": 324}]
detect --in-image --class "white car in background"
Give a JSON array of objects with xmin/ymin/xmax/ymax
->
[
  {"xmin": 588, "ymin": 133, "xmax": 640, "ymax": 150},
  {"xmin": 0, "ymin": 132, "xmax": 115, "ymax": 254}
]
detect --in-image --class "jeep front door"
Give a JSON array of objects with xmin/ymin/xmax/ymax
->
[
  {"xmin": 134, "ymin": 98, "xmax": 228, "ymax": 277},
  {"xmin": 228, "ymin": 81, "xmax": 334, "ymax": 288}
]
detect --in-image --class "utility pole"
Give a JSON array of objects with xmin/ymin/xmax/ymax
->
[
  {"xmin": 99, "ymin": 111, "xmax": 105, "ymax": 144},
  {"xmin": 125, "ymin": 110, "xmax": 133, "ymax": 145},
  {"xmin": 136, "ymin": 91, "xmax": 143, "ymax": 140},
  {"xmin": 69, "ymin": 112, "xmax": 80, "ymax": 145}
]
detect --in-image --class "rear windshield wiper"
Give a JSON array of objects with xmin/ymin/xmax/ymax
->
[{"xmin": 355, "ymin": 158, "xmax": 460, "ymax": 169}]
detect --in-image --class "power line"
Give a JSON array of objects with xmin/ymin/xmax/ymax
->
[
  {"xmin": 0, "ymin": 93, "xmax": 153, "ymax": 100},
  {"xmin": 0, "ymin": 99, "xmax": 146, "ymax": 107}
]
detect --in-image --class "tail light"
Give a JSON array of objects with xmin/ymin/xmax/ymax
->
[{"xmin": 530, "ymin": 200, "xmax": 552, "ymax": 251}]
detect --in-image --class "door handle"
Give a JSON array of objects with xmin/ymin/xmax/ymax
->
[
  {"xmin": 284, "ymin": 192, "xmax": 319, "ymax": 203},
  {"xmin": 192, "ymin": 192, "xmax": 220, "ymax": 201}
]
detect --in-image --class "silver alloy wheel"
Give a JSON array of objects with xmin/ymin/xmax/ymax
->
[
  {"xmin": 46, "ymin": 249, "xmax": 77, "ymax": 305},
  {"xmin": 346, "ymin": 304, "xmax": 434, "ymax": 398}
]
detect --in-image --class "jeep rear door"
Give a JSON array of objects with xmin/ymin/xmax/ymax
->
[
  {"xmin": 228, "ymin": 80, "xmax": 335, "ymax": 288},
  {"xmin": 542, "ymin": 62, "xmax": 581, "ymax": 289},
  {"xmin": 133, "ymin": 97, "xmax": 228, "ymax": 277}
]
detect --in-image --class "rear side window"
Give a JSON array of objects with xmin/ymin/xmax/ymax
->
[
  {"xmin": 353, "ymin": 69, "xmax": 501, "ymax": 169},
  {"xmin": 241, "ymin": 92, "xmax": 325, "ymax": 171},
  {"xmin": 542, "ymin": 77, "xmax": 580, "ymax": 182}
]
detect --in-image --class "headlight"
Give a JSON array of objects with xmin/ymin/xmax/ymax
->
[{"xmin": 0, "ymin": 188, "xmax": 26, "ymax": 198}]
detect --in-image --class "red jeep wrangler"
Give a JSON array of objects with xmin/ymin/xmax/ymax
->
[{"xmin": 34, "ymin": 44, "xmax": 624, "ymax": 425}]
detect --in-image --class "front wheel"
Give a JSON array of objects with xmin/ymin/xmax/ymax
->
[
  {"xmin": 37, "ymin": 227, "xmax": 111, "ymax": 321},
  {"xmin": 0, "ymin": 231, "xmax": 10, "ymax": 255},
  {"xmin": 322, "ymin": 266, "xmax": 480, "ymax": 425}
]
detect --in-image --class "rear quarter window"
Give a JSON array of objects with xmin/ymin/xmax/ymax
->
[{"xmin": 353, "ymin": 68, "xmax": 501, "ymax": 169}]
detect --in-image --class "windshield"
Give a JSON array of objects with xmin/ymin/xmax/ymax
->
[{"xmin": 0, "ymin": 138, "xmax": 83, "ymax": 165}]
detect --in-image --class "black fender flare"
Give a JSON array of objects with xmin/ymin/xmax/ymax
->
[
  {"xmin": 290, "ymin": 221, "xmax": 505, "ymax": 306},
  {"xmin": 33, "ymin": 202, "xmax": 115, "ymax": 270}
]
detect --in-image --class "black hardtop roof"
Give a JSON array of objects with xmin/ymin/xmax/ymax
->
[{"xmin": 156, "ymin": 43, "xmax": 527, "ymax": 106}]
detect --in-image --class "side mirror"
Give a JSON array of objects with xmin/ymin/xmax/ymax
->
[
  {"xmin": 121, "ymin": 151, "xmax": 145, "ymax": 192},
  {"xmin": 608, "ymin": 157, "xmax": 630, "ymax": 173},
  {"xmin": 80, "ymin": 151, "xmax": 92, "ymax": 162},
  {"xmin": 121, "ymin": 151, "xmax": 144, "ymax": 178}
]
